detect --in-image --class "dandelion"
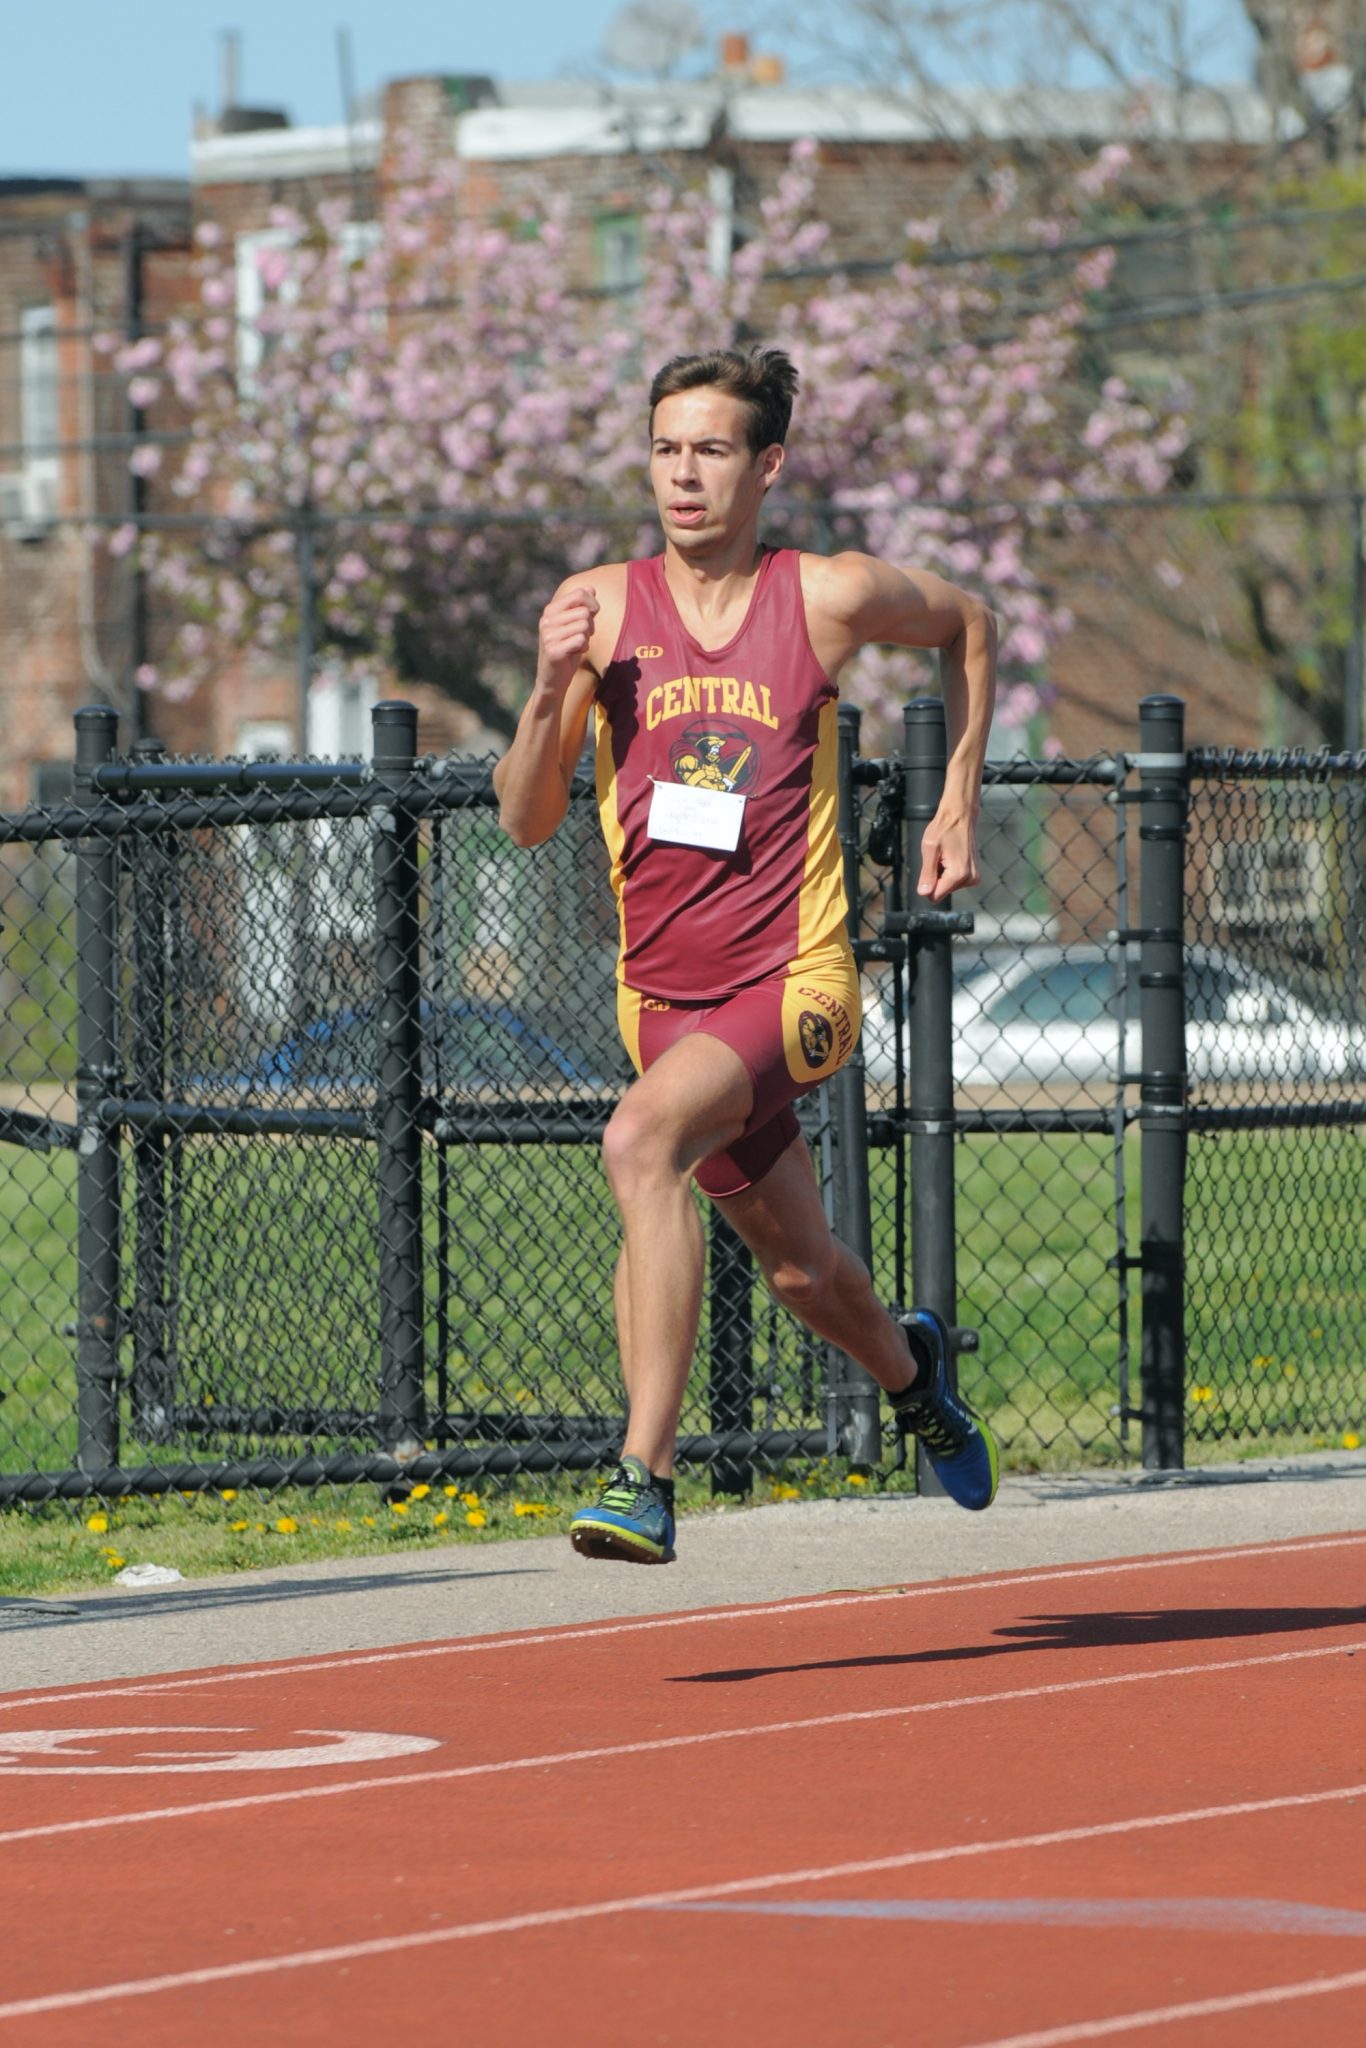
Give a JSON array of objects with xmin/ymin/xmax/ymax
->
[
  {"xmin": 433, "ymin": 1510, "xmax": 449, "ymax": 1527},
  {"xmin": 335, "ymin": 1518, "xmax": 352, "ymax": 1532},
  {"xmin": 105, "ymin": 1553, "xmax": 126, "ymax": 1570},
  {"xmin": 85, "ymin": 1513, "xmax": 109, "ymax": 1534},
  {"xmin": 1190, "ymin": 1385, "xmax": 1215, "ymax": 1404},
  {"xmin": 848, "ymin": 1472, "xmax": 868, "ymax": 1486},
  {"xmin": 513, "ymin": 1501, "xmax": 550, "ymax": 1517},
  {"xmin": 409, "ymin": 1483, "xmax": 431, "ymax": 1500},
  {"xmin": 1250, "ymin": 1356, "xmax": 1274, "ymax": 1371},
  {"xmin": 465, "ymin": 1509, "xmax": 487, "ymax": 1529},
  {"xmin": 361, "ymin": 1514, "xmax": 376, "ymax": 1528},
  {"xmin": 1344, "ymin": 1432, "xmax": 1361, "ymax": 1451},
  {"xmin": 220, "ymin": 1489, "xmax": 238, "ymax": 1503},
  {"xmin": 443, "ymin": 1484, "xmax": 459, "ymax": 1498},
  {"xmin": 230, "ymin": 1520, "xmax": 249, "ymax": 1533},
  {"xmin": 770, "ymin": 1484, "xmax": 801, "ymax": 1502},
  {"xmin": 391, "ymin": 1501, "xmax": 409, "ymax": 1516},
  {"xmin": 275, "ymin": 1516, "xmax": 299, "ymax": 1535},
  {"xmin": 461, "ymin": 1491, "xmax": 480, "ymax": 1508},
  {"xmin": 1282, "ymin": 1364, "xmax": 1297, "ymax": 1380}
]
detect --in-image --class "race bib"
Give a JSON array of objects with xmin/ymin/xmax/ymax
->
[{"xmin": 647, "ymin": 777, "xmax": 745, "ymax": 853}]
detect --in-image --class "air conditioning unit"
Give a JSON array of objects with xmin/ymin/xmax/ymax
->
[
  {"xmin": 0, "ymin": 467, "xmax": 59, "ymax": 541},
  {"xmin": 1207, "ymin": 827, "xmax": 1328, "ymax": 931}
]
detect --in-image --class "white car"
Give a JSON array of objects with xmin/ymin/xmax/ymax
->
[{"xmin": 860, "ymin": 944, "xmax": 1358, "ymax": 1092}]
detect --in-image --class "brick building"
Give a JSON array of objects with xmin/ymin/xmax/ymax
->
[{"xmin": 1, "ymin": 44, "xmax": 1341, "ymax": 806}]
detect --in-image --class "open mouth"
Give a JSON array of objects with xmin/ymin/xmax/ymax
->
[{"xmin": 670, "ymin": 504, "xmax": 707, "ymax": 525}]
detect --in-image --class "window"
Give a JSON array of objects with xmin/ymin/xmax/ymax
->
[
  {"xmin": 19, "ymin": 304, "xmax": 60, "ymax": 524},
  {"xmin": 235, "ymin": 220, "xmax": 381, "ymax": 390},
  {"xmin": 595, "ymin": 213, "xmax": 644, "ymax": 294},
  {"xmin": 986, "ymin": 958, "xmax": 1114, "ymax": 1026}
]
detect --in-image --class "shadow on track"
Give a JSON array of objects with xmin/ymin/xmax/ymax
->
[{"xmin": 671, "ymin": 1603, "xmax": 1366, "ymax": 1682}]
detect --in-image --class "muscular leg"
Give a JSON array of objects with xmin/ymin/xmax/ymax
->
[
  {"xmin": 713, "ymin": 1131, "xmax": 918, "ymax": 1395},
  {"xmin": 600, "ymin": 1032, "xmax": 754, "ymax": 1476}
]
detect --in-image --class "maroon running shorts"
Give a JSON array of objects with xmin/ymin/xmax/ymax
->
[{"xmin": 615, "ymin": 940, "xmax": 862, "ymax": 1197}]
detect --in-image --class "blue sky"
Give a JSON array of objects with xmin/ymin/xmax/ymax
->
[{"xmin": 2, "ymin": 0, "xmax": 1258, "ymax": 180}]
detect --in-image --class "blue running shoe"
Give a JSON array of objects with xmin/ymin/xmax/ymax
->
[
  {"xmin": 890, "ymin": 1308, "xmax": 998, "ymax": 1512},
  {"xmin": 570, "ymin": 1455, "xmax": 676, "ymax": 1563}
]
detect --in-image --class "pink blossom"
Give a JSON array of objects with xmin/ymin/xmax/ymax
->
[
  {"xmin": 134, "ymin": 664, "xmax": 159, "ymax": 690},
  {"xmin": 127, "ymin": 375, "xmax": 161, "ymax": 409},
  {"xmin": 108, "ymin": 523, "xmax": 138, "ymax": 559},
  {"xmin": 128, "ymin": 444, "xmax": 162, "ymax": 478},
  {"xmin": 255, "ymin": 245, "xmax": 294, "ymax": 292},
  {"xmin": 334, "ymin": 552, "xmax": 370, "ymax": 585}
]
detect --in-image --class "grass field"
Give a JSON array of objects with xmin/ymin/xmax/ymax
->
[{"xmin": 2, "ymin": 1122, "xmax": 1361, "ymax": 1596}]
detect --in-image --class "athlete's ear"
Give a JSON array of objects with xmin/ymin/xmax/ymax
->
[{"xmin": 759, "ymin": 442, "xmax": 785, "ymax": 491}]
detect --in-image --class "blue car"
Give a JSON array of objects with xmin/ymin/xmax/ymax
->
[{"xmin": 197, "ymin": 998, "xmax": 618, "ymax": 1100}]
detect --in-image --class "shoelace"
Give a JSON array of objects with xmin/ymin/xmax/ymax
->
[
  {"xmin": 898, "ymin": 1390, "xmax": 971, "ymax": 1459},
  {"xmin": 600, "ymin": 1467, "xmax": 655, "ymax": 1514}
]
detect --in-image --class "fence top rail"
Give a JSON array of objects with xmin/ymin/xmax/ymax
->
[{"xmin": 1188, "ymin": 745, "xmax": 1366, "ymax": 781}]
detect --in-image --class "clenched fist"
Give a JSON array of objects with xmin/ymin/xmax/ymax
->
[{"xmin": 537, "ymin": 584, "xmax": 599, "ymax": 692}]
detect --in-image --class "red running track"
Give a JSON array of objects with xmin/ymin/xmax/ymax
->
[{"xmin": 1, "ymin": 1531, "xmax": 1364, "ymax": 2047}]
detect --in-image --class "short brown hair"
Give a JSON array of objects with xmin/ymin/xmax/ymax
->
[{"xmin": 648, "ymin": 346, "xmax": 798, "ymax": 455}]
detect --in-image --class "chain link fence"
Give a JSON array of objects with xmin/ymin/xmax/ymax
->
[{"xmin": 2, "ymin": 696, "xmax": 1363, "ymax": 1502}]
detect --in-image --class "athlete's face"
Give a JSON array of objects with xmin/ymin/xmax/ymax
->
[{"xmin": 648, "ymin": 388, "xmax": 783, "ymax": 554}]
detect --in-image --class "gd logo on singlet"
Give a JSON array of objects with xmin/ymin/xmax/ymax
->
[{"xmin": 798, "ymin": 1011, "xmax": 834, "ymax": 1068}]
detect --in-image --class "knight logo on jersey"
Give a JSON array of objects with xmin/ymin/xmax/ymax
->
[
  {"xmin": 798, "ymin": 1010, "xmax": 834, "ymax": 1069},
  {"xmin": 668, "ymin": 721, "xmax": 761, "ymax": 794}
]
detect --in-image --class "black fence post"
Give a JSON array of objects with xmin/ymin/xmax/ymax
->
[
  {"xmin": 826, "ymin": 704, "xmax": 883, "ymax": 1465},
  {"xmin": 73, "ymin": 706, "xmax": 123, "ymax": 1475},
  {"xmin": 1137, "ymin": 693, "xmax": 1188, "ymax": 1470},
  {"xmin": 708, "ymin": 1209, "xmax": 754, "ymax": 1495},
  {"xmin": 371, "ymin": 701, "xmax": 426, "ymax": 1462},
  {"xmin": 903, "ymin": 697, "xmax": 960, "ymax": 1496},
  {"xmin": 128, "ymin": 737, "xmax": 174, "ymax": 1441}
]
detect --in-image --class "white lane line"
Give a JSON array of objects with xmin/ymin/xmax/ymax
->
[
  {"xmin": 4, "ymin": 1529, "xmax": 1363, "ymax": 1715},
  {"xmin": 1, "ymin": 1636, "xmax": 1360, "ymax": 1848},
  {"xmin": 0, "ymin": 1778, "xmax": 1362, "ymax": 2023},
  {"xmin": 966, "ymin": 1965, "xmax": 1366, "ymax": 2047}
]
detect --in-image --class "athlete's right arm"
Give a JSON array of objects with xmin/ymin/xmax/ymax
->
[{"xmin": 494, "ymin": 576, "xmax": 613, "ymax": 847}]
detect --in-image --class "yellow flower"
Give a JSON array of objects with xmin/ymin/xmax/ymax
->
[
  {"xmin": 219, "ymin": 1489, "xmax": 237, "ymax": 1503},
  {"xmin": 391, "ymin": 1501, "xmax": 409, "ymax": 1516},
  {"xmin": 1250, "ymin": 1355, "xmax": 1274, "ymax": 1371},
  {"xmin": 105, "ymin": 1553, "xmax": 126, "ymax": 1569},
  {"xmin": 1190, "ymin": 1385, "xmax": 1215, "ymax": 1403},
  {"xmin": 409, "ymin": 1483, "xmax": 431, "ymax": 1500},
  {"xmin": 275, "ymin": 1516, "xmax": 299, "ymax": 1535},
  {"xmin": 513, "ymin": 1501, "xmax": 550, "ymax": 1517},
  {"xmin": 465, "ymin": 1509, "xmax": 487, "ymax": 1529},
  {"xmin": 461, "ymin": 1491, "xmax": 480, "ymax": 1508},
  {"xmin": 335, "ymin": 1518, "xmax": 352, "ymax": 1532},
  {"xmin": 1344, "ymin": 1432, "xmax": 1361, "ymax": 1451},
  {"xmin": 361, "ymin": 1514, "xmax": 376, "ymax": 1528},
  {"xmin": 433, "ymin": 1510, "xmax": 449, "ymax": 1527},
  {"xmin": 230, "ymin": 1519, "xmax": 249, "ymax": 1533},
  {"xmin": 847, "ymin": 1472, "xmax": 867, "ymax": 1486},
  {"xmin": 1282, "ymin": 1364, "xmax": 1297, "ymax": 1380},
  {"xmin": 85, "ymin": 1512, "xmax": 108, "ymax": 1534},
  {"xmin": 770, "ymin": 1484, "xmax": 801, "ymax": 1502},
  {"xmin": 1310, "ymin": 1327, "xmax": 1324, "ymax": 1340},
  {"xmin": 443, "ymin": 1484, "xmax": 459, "ymax": 1498}
]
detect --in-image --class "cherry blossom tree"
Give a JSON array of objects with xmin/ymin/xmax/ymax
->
[{"xmin": 105, "ymin": 138, "xmax": 1187, "ymax": 744}]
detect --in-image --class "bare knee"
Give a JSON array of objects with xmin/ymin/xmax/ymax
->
[{"xmin": 602, "ymin": 1093, "xmax": 677, "ymax": 1201}]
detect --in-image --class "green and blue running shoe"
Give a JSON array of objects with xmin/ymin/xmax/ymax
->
[
  {"xmin": 570, "ymin": 1455, "xmax": 676, "ymax": 1563},
  {"xmin": 890, "ymin": 1307, "xmax": 998, "ymax": 1512}
]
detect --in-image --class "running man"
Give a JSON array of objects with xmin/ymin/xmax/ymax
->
[{"xmin": 494, "ymin": 346, "xmax": 999, "ymax": 1562}]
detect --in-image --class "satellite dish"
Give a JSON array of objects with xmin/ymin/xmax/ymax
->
[{"xmin": 603, "ymin": 0, "xmax": 706, "ymax": 75}]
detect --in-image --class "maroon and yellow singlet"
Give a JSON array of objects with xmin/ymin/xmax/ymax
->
[{"xmin": 595, "ymin": 547, "xmax": 861, "ymax": 1196}]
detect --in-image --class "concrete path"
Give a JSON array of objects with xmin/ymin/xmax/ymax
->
[{"xmin": 3, "ymin": 1449, "xmax": 1363, "ymax": 1694}]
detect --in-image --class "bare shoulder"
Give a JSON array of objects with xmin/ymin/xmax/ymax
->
[{"xmin": 798, "ymin": 550, "xmax": 895, "ymax": 671}]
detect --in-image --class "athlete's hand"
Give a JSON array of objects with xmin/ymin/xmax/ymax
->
[
  {"xmin": 536, "ymin": 584, "xmax": 599, "ymax": 692},
  {"xmin": 917, "ymin": 804, "xmax": 981, "ymax": 901}
]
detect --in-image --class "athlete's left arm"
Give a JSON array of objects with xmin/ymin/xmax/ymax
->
[{"xmin": 806, "ymin": 552, "xmax": 998, "ymax": 901}]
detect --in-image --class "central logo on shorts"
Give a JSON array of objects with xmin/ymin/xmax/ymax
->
[
  {"xmin": 668, "ymin": 722, "xmax": 760, "ymax": 794},
  {"xmin": 798, "ymin": 1011, "xmax": 834, "ymax": 1069}
]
